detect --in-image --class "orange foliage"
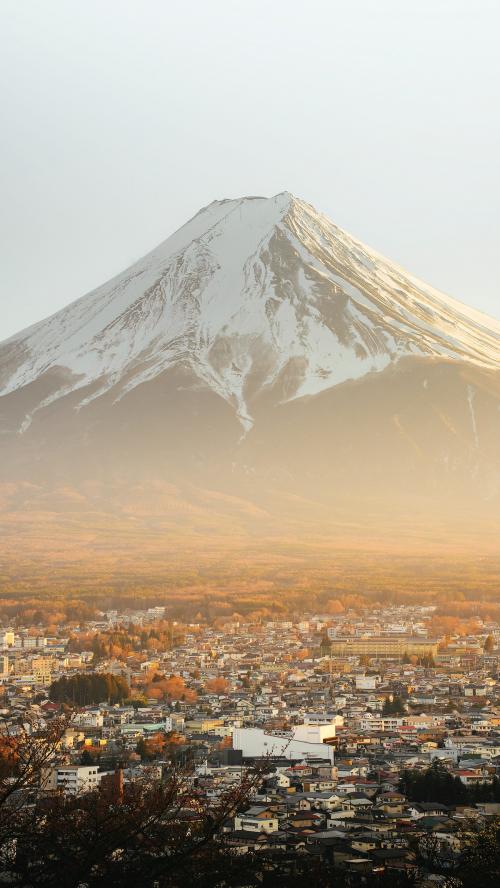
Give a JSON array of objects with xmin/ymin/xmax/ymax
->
[
  {"xmin": 0, "ymin": 736, "xmax": 19, "ymax": 776},
  {"xmin": 145, "ymin": 675, "xmax": 197, "ymax": 703},
  {"xmin": 204, "ymin": 677, "xmax": 229, "ymax": 695}
]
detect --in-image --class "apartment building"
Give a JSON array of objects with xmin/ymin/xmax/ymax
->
[
  {"xmin": 329, "ymin": 637, "xmax": 438, "ymax": 659},
  {"xmin": 41, "ymin": 764, "xmax": 102, "ymax": 794}
]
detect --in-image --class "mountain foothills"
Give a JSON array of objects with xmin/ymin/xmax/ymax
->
[{"xmin": 1, "ymin": 192, "xmax": 499, "ymax": 540}]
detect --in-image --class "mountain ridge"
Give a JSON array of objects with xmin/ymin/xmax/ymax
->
[{"xmin": 1, "ymin": 193, "xmax": 499, "ymax": 524}]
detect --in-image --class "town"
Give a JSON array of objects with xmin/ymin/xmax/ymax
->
[{"xmin": 0, "ymin": 600, "xmax": 499, "ymax": 884}]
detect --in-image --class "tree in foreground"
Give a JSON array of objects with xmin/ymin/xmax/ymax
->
[
  {"xmin": 454, "ymin": 817, "xmax": 500, "ymax": 888},
  {"xmin": 0, "ymin": 717, "xmax": 263, "ymax": 887}
]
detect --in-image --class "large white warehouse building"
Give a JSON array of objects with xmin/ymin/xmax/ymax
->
[{"xmin": 232, "ymin": 722, "xmax": 335, "ymax": 763}]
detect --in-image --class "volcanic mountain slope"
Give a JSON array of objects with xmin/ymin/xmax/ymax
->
[{"xmin": 1, "ymin": 192, "xmax": 499, "ymax": 521}]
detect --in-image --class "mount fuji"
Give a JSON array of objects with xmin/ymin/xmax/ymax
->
[{"xmin": 1, "ymin": 192, "xmax": 500, "ymax": 528}]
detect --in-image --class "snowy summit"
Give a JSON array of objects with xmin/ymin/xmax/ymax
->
[{"xmin": 2, "ymin": 192, "xmax": 499, "ymax": 435}]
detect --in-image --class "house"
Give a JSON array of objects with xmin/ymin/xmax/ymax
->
[
  {"xmin": 453, "ymin": 769, "xmax": 492, "ymax": 786},
  {"xmin": 341, "ymin": 794, "xmax": 373, "ymax": 812},
  {"xmin": 234, "ymin": 806, "xmax": 279, "ymax": 833},
  {"xmin": 408, "ymin": 802, "xmax": 449, "ymax": 819},
  {"xmin": 73, "ymin": 710, "xmax": 104, "ymax": 728}
]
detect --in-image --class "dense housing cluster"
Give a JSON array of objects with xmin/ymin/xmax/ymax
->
[{"xmin": 0, "ymin": 603, "xmax": 499, "ymax": 884}]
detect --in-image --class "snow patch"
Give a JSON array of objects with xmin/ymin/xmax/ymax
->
[{"xmin": 467, "ymin": 385, "xmax": 479, "ymax": 448}]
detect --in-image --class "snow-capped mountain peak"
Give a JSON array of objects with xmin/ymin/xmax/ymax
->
[{"xmin": 1, "ymin": 192, "xmax": 499, "ymax": 434}]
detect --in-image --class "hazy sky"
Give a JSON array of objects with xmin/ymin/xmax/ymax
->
[{"xmin": 1, "ymin": 0, "xmax": 499, "ymax": 341}]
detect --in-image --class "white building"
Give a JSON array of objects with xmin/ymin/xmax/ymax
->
[
  {"xmin": 232, "ymin": 723, "xmax": 335, "ymax": 763},
  {"xmin": 0, "ymin": 630, "xmax": 15, "ymax": 649},
  {"xmin": 234, "ymin": 807, "xmax": 279, "ymax": 833},
  {"xmin": 41, "ymin": 764, "xmax": 102, "ymax": 794},
  {"xmin": 119, "ymin": 717, "xmax": 173, "ymax": 736},
  {"xmin": 355, "ymin": 675, "xmax": 380, "ymax": 690},
  {"xmin": 360, "ymin": 715, "xmax": 405, "ymax": 732},
  {"xmin": 147, "ymin": 606, "xmax": 166, "ymax": 619},
  {"xmin": 73, "ymin": 711, "xmax": 105, "ymax": 728}
]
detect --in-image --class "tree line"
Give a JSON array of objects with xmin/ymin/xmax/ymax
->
[
  {"xmin": 401, "ymin": 761, "xmax": 500, "ymax": 806},
  {"xmin": 49, "ymin": 672, "xmax": 129, "ymax": 706}
]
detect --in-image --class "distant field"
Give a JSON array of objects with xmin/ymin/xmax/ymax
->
[{"xmin": 0, "ymin": 486, "xmax": 499, "ymax": 621}]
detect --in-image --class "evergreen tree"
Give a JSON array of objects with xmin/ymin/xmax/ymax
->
[
  {"xmin": 49, "ymin": 672, "xmax": 129, "ymax": 706},
  {"xmin": 484, "ymin": 634, "xmax": 495, "ymax": 653}
]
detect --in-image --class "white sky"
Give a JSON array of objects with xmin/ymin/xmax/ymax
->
[{"xmin": 1, "ymin": 0, "xmax": 499, "ymax": 340}]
